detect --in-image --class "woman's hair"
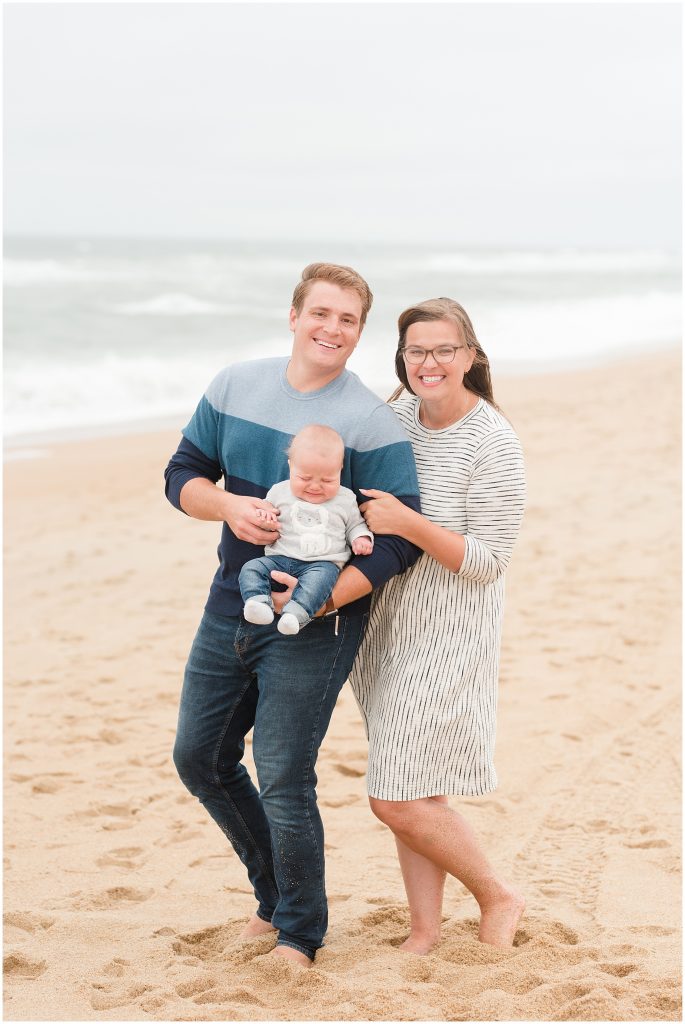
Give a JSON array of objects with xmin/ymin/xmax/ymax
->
[{"xmin": 389, "ymin": 297, "xmax": 498, "ymax": 409}]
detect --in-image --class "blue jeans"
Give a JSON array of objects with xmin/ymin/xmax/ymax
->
[
  {"xmin": 173, "ymin": 609, "xmax": 367, "ymax": 960},
  {"xmin": 239, "ymin": 555, "xmax": 340, "ymax": 625}
]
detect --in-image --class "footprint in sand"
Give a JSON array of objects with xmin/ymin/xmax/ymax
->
[
  {"xmin": 4, "ymin": 911, "xmax": 55, "ymax": 934},
  {"xmin": 331, "ymin": 763, "xmax": 365, "ymax": 778},
  {"xmin": 68, "ymin": 800, "xmax": 141, "ymax": 823},
  {"xmin": 188, "ymin": 853, "xmax": 230, "ymax": 870},
  {"xmin": 623, "ymin": 838, "xmax": 670, "ymax": 849},
  {"xmin": 89, "ymin": 981, "xmax": 155, "ymax": 1011},
  {"xmin": 101, "ymin": 957, "xmax": 131, "ymax": 977},
  {"xmin": 175, "ymin": 977, "xmax": 219, "ymax": 998},
  {"xmin": 4, "ymin": 952, "xmax": 47, "ymax": 979},
  {"xmin": 599, "ymin": 961, "xmax": 638, "ymax": 977},
  {"xmin": 154, "ymin": 824, "xmax": 204, "ymax": 848},
  {"xmin": 71, "ymin": 886, "xmax": 153, "ymax": 910},
  {"xmin": 320, "ymin": 796, "xmax": 360, "ymax": 808},
  {"xmin": 16, "ymin": 772, "xmax": 74, "ymax": 795},
  {"xmin": 95, "ymin": 846, "xmax": 146, "ymax": 869}
]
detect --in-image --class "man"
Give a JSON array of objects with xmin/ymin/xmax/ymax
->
[{"xmin": 165, "ymin": 263, "xmax": 420, "ymax": 965}]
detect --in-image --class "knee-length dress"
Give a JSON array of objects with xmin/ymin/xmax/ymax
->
[{"xmin": 349, "ymin": 396, "xmax": 526, "ymax": 800}]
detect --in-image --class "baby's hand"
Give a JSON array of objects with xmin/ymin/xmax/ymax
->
[
  {"xmin": 352, "ymin": 536, "xmax": 373, "ymax": 556},
  {"xmin": 255, "ymin": 508, "xmax": 279, "ymax": 525}
]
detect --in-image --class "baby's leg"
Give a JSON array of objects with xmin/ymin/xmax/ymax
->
[
  {"xmin": 278, "ymin": 562, "xmax": 340, "ymax": 636},
  {"xmin": 239, "ymin": 557, "xmax": 277, "ymax": 625}
]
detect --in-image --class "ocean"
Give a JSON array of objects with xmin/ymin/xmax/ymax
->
[{"xmin": 4, "ymin": 237, "xmax": 681, "ymax": 444}]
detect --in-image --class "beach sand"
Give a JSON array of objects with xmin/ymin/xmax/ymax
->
[{"xmin": 4, "ymin": 351, "xmax": 681, "ymax": 1021}]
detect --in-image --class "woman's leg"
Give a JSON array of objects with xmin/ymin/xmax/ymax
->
[
  {"xmin": 370, "ymin": 796, "xmax": 524, "ymax": 949},
  {"xmin": 394, "ymin": 798, "xmax": 447, "ymax": 953}
]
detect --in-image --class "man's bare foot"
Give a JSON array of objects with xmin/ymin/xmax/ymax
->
[
  {"xmin": 238, "ymin": 913, "xmax": 277, "ymax": 940},
  {"xmin": 399, "ymin": 931, "xmax": 440, "ymax": 955},
  {"xmin": 478, "ymin": 889, "xmax": 525, "ymax": 948},
  {"xmin": 265, "ymin": 945, "xmax": 312, "ymax": 967}
]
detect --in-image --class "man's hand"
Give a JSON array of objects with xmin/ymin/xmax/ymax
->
[
  {"xmin": 226, "ymin": 494, "xmax": 281, "ymax": 545},
  {"xmin": 359, "ymin": 488, "xmax": 414, "ymax": 537},
  {"xmin": 270, "ymin": 570, "xmax": 298, "ymax": 614},
  {"xmin": 351, "ymin": 536, "xmax": 373, "ymax": 556}
]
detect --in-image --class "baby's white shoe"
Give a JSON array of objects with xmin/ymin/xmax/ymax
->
[
  {"xmin": 244, "ymin": 599, "xmax": 274, "ymax": 625},
  {"xmin": 277, "ymin": 613, "xmax": 301, "ymax": 636}
]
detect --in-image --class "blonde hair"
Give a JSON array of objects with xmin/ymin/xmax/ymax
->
[
  {"xmin": 390, "ymin": 297, "xmax": 498, "ymax": 409},
  {"xmin": 292, "ymin": 263, "xmax": 373, "ymax": 328},
  {"xmin": 287, "ymin": 424, "xmax": 345, "ymax": 465}
]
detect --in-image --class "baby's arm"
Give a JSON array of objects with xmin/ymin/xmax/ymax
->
[
  {"xmin": 256, "ymin": 484, "xmax": 283, "ymax": 527},
  {"xmin": 351, "ymin": 535, "xmax": 373, "ymax": 556},
  {"xmin": 345, "ymin": 492, "xmax": 374, "ymax": 555}
]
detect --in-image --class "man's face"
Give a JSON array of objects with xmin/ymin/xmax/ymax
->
[{"xmin": 289, "ymin": 281, "xmax": 363, "ymax": 377}]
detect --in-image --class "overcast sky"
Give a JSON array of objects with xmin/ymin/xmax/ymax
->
[{"xmin": 4, "ymin": 2, "xmax": 681, "ymax": 248}]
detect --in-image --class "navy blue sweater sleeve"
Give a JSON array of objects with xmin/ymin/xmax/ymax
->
[
  {"xmin": 164, "ymin": 436, "xmax": 223, "ymax": 513},
  {"xmin": 348, "ymin": 494, "xmax": 422, "ymax": 588},
  {"xmin": 344, "ymin": 404, "xmax": 423, "ymax": 588}
]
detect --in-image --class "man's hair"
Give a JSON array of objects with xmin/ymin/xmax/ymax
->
[{"xmin": 291, "ymin": 263, "xmax": 373, "ymax": 328}]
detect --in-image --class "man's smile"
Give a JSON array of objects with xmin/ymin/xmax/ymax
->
[{"xmin": 314, "ymin": 338, "xmax": 340, "ymax": 350}]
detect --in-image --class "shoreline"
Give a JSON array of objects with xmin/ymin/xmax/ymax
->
[{"xmin": 4, "ymin": 340, "xmax": 679, "ymax": 456}]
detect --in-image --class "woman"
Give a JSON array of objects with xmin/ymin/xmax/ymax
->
[{"xmin": 352, "ymin": 297, "xmax": 526, "ymax": 954}]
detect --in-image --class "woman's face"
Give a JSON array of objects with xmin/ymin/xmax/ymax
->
[{"xmin": 403, "ymin": 320, "xmax": 474, "ymax": 400}]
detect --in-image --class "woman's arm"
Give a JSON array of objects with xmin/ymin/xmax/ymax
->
[
  {"xmin": 360, "ymin": 429, "xmax": 526, "ymax": 582},
  {"xmin": 360, "ymin": 490, "xmax": 466, "ymax": 572}
]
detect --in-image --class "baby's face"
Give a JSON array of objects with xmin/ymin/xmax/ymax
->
[{"xmin": 289, "ymin": 448, "xmax": 342, "ymax": 504}]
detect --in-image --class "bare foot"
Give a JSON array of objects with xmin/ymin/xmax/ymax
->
[
  {"xmin": 399, "ymin": 932, "xmax": 440, "ymax": 955},
  {"xmin": 265, "ymin": 945, "xmax": 312, "ymax": 967},
  {"xmin": 478, "ymin": 889, "xmax": 525, "ymax": 948},
  {"xmin": 238, "ymin": 913, "xmax": 277, "ymax": 940}
]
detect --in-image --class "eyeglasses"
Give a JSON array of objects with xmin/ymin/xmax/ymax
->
[{"xmin": 400, "ymin": 345, "xmax": 465, "ymax": 365}]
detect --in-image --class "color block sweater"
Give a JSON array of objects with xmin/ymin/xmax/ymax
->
[{"xmin": 164, "ymin": 357, "xmax": 421, "ymax": 618}]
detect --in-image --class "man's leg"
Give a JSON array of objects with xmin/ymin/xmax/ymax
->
[
  {"xmin": 237, "ymin": 612, "xmax": 367, "ymax": 961},
  {"xmin": 173, "ymin": 611, "xmax": 279, "ymax": 925}
]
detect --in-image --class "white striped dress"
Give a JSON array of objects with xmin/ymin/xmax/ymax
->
[{"xmin": 349, "ymin": 395, "xmax": 526, "ymax": 800}]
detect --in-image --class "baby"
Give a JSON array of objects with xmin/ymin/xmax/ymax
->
[{"xmin": 239, "ymin": 424, "xmax": 373, "ymax": 635}]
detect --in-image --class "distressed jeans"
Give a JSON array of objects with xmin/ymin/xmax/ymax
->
[{"xmin": 172, "ymin": 609, "xmax": 367, "ymax": 960}]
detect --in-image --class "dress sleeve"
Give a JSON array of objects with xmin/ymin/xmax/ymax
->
[{"xmin": 457, "ymin": 429, "xmax": 526, "ymax": 584}]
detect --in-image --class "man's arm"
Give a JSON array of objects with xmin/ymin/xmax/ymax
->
[
  {"xmin": 165, "ymin": 435, "xmax": 280, "ymax": 545},
  {"xmin": 329, "ymin": 564, "xmax": 373, "ymax": 607}
]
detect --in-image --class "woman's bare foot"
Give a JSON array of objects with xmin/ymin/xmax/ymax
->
[
  {"xmin": 264, "ymin": 945, "xmax": 312, "ymax": 967},
  {"xmin": 239, "ymin": 913, "xmax": 277, "ymax": 940},
  {"xmin": 399, "ymin": 931, "xmax": 440, "ymax": 955},
  {"xmin": 478, "ymin": 889, "xmax": 525, "ymax": 948}
]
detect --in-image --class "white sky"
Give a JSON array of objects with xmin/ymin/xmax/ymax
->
[{"xmin": 3, "ymin": 2, "xmax": 681, "ymax": 248}]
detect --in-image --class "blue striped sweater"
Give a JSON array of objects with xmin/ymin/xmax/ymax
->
[{"xmin": 164, "ymin": 357, "xmax": 422, "ymax": 618}]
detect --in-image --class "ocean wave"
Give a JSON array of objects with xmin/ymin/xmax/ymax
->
[
  {"xmin": 112, "ymin": 293, "xmax": 238, "ymax": 316},
  {"xmin": 4, "ymin": 290, "xmax": 680, "ymax": 437},
  {"xmin": 416, "ymin": 249, "xmax": 679, "ymax": 275},
  {"xmin": 3, "ymin": 342, "xmax": 287, "ymax": 437},
  {"xmin": 3, "ymin": 258, "xmax": 143, "ymax": 286}
]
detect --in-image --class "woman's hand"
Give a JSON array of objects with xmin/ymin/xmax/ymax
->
[
  {"xmin": 359, "ymin": 489, "xmax": 414, "ymax": 537},
  {"xmin": 270, "ymin": 570, "xmax": 297, "ymax": 614}
]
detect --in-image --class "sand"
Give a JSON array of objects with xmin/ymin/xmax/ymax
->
[{"xmin": 3, "ymin": 351, "xmax": 681, "ymax": 1022}]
